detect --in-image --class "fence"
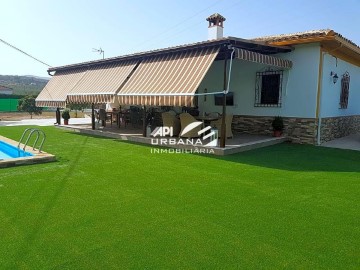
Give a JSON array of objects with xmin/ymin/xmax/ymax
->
[{"xmin": 0, "ymin": 99, "xmax": 19, "ymax": 112}]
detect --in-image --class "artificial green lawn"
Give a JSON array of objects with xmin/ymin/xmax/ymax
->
[{"xmin": 0, "ymin": 126, "xmax": 359, "ymax": 269}]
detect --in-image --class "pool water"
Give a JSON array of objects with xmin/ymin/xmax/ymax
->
[{"xmin": 0, "ymin": 141, "xmax": 33, "ymax": 160}]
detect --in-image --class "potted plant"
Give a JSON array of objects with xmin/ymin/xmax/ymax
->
[
  {"xmin": 272, "ymin": 116, "xmax": 284, "ymax": 137},
  {"xmin": 62, "ymin": 109, "xmax": 71, "ymax": 125}
]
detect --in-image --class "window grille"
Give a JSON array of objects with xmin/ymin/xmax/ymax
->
[
  {"xmin": 255, "ymin": 70, "xmax": 283, "ymax": 107},
  {"xmin": 340, "ymin": 72, "xmax": 350, "ymax": 109}
]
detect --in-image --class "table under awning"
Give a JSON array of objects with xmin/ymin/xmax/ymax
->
[
  {"xmin": 117, "ymin": 46, "xmax": 220, "ymax": 107},
  {"xmin": 35, "ymin": 69, "xmax": 86, "ymax": 108},
  {"xmin": 234, "ymin": 48, "xmax": 293, "ymax": 69},
  {"xmin": 66, "ymin": 60, "xmax": 138, "ymax": 104}
]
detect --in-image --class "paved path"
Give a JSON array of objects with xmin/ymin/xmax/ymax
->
[
  {"xmin": 0, "ymin": 118, "xmax": 91, "ymax": 127},
  {"xmin": 321, "ymin": 134, "xmax": 360, "ymax": 151}
]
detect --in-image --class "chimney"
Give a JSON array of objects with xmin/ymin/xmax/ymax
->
[{"xmin": 206, "ymin": 13, "xmax": 226, "ymax": 40}]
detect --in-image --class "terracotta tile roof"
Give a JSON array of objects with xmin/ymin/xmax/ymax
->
[
  {"xmin": 206, "ymin": 13, "xmax": 226, "ymax": 22},
  {"xmin": 253, "ymin": 29, "xmax": 360, "ymax": 49}
]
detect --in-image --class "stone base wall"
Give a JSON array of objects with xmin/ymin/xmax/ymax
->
[
  {"xmin": 320, "ymin": 115, "xmax": 360, "ymax": 143},
  {"xmin": 232, "ymin": 115, "xmax": 317, "ymax": 144}
]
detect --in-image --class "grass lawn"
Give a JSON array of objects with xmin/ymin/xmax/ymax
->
[{"xmin": 0, "ymin": 126, "xmax": 359, "ymax": 269}]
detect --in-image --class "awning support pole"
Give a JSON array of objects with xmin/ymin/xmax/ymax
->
[
  {"xmin": 142, "ymin": 106, "xmax": 147, "ymax": 137},
  {"xmin": 220, "ymin": 52, "xmax": 228, "ymax": 148},
  {"xmin": 56, "ymin": 107, "xmax": 61, "ymax": 125},
  {"xmin": 91, "ymin": 103, "xmax": 95, "ymax": 130}
]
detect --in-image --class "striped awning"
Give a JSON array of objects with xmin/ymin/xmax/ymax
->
[
  {"xmin": 234, "ymin": 48, "xmax": 293, "ymax": 69},
  {"xmin": 35, "ymin": 69, "xmax": 86, "ymax": 108},
  {"xmin": 118, "ymin": 46, "xmax": 219, "ymax": 107},
  {"xmin": 66, "ymin": 60, "xmax": 138, "ymax": 104}
]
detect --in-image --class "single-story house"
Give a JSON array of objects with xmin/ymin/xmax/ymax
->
[{"xmin": 36, "ymin": 13, "xmax": 360, "ymax": 145}]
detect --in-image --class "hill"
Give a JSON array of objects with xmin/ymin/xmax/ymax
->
[{"xmin": 0, "ymin": 75, "xmax": 49, "ymax": 95}]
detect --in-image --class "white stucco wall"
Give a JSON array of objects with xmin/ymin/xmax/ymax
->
[
  {"xmin": 198, "ymin": 44, "xmax": 320, "ymax": 118},
  {"xmin": 208, "ymin": 26, "xmax": 223, "ymax": 40},
  {"xmin": 320, "ymin": 53, "xmax": 360, "ymax": 117}
]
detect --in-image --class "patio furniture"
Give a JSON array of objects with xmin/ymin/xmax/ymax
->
[
  {"xmin": 195, "ymin": 115, "xmax": 220, "ymax": 126},
  {"xmin": 130, "ymin": 108, "xmax": 142, "ymax": 127},
  {"xmin": 116, "ymin": 109, "xmax": 130, "ymax": 127},
  {"xmin": 99, "ymin": 109, "xmax": 107, "ymax": 127},
  {"xmin": 179, "ymin": 113, "xmax": 202, "ymax": 138},
  {"xmin": 207, "ymin": 112, "xmax": 221, "ymax": 118},
  {"xmin": 210, "ymin": 114, "xmax": 233, "ymax": 138},
  {"xmin": 106, "ymin": 111, "xmax": 119, "ymax": 126},
  {"xmin": 162, "ymin": 112, "xmax": 180, "ymax": 136}
]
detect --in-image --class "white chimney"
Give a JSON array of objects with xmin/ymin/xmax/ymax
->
[{"xmin": 206, "ymin": 13, "xmax": 226, "ymax": 40}]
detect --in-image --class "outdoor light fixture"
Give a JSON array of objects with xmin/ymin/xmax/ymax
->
[{"xmin": 330, "ymin": 71, "xmax": 339, "ymax": 84}]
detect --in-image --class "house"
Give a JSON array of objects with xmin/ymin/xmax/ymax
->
[
  {"xmin": 0, "ymin": 85, "xmax": 13, "ymax": 95},
  {"xmin": 36, "ymin": 13, "xmax": 360, "ymax": 145}
]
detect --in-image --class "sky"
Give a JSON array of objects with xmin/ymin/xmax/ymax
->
[{"xmin": 1, "ymin": 0, "xmax": 359, "ymax": 78}]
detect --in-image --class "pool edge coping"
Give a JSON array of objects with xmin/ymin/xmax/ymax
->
[{"xmin": 0, "ymin": 135, "xmax": 56, "ymax": 168}]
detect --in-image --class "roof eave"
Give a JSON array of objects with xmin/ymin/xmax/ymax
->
[
  {"xmin": 48, "ymin": 39, "xmax": 230, "ymax": 72},
  {"xmin": 48, "ymin": 37, "xmax": 293, "ymax": 73}
]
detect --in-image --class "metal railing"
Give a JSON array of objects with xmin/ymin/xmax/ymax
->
[{"xmin": 18, "ymin": 128, "xmax": 46, "ymax": 154}]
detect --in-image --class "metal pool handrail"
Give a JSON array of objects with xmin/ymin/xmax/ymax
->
[{"xmin": 18, "ymin": 128, "xmax": 46, "ymax": 153}]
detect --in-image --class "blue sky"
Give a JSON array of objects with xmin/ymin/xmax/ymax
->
[{"xmin": 1, "ymin": 0, "xmax": 359, "ymax": 77}]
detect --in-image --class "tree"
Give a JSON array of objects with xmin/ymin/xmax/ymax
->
[
  {"xmin": 68, "ymin": 103, "xmax": 89, "ymax": 118},
  {"xmin": 17, "ymin": 95, "xmax": 42, "ymax": 119}
]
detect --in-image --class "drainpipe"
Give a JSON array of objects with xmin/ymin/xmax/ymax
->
[{"xmin": 225, "ymin": 46, "xmax": 235, "ymax": 94}]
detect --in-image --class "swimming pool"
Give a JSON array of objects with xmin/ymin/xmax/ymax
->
[
  {"xmin": 0, "ymin": 141, "xmax": 33, "ymax": 160},
  {"xmin": 0, "ymin": 135, "xmax": 55, "ymax": 168}
]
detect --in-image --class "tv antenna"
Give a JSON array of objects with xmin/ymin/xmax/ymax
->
[{"xmin": 92, "ymin": 47, "xmax": 104, "ymax": 59}]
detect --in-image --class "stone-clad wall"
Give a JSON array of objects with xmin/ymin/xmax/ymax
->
[
  {"xmin": 232, "ymin": 115, "xmax": 317, "ymax": 144},
  {"xmin": 320, "ymin": 115, "xmax": 360, "ymax": 143}
]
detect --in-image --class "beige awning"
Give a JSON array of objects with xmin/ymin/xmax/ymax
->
[
  {"xmin": 66, "ymin": 60, "xmax": 138, "ymax": 104},
  {"xmin": 117, "ymin": 46, "xmax": 219, "ymax": 107},
  {"xmin": 234, "ymin": 48, "xmax": 293, "ymax": 69},
  {"xmin": 35, "ymin": 69, "xmax": 86, "ymax": 108}
]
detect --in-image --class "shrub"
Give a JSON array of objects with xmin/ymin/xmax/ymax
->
[{"xmin": 272, "ymin": 116, "xmax": 284, "ymax": 131}]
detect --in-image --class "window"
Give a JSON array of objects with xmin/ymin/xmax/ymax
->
[
  {"xmin": 255, "ymin": 70, "xmax": 283, "ymax": 107},
  {"xmin": 340, "ymin": 72, "xmax": 350, "ymax": 109}
]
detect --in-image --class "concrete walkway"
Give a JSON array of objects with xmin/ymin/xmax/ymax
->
[
  {"xmin": 59, "ymin": 124, "xmax": 287, "ymax": 156},
  {"xmin": 321, "ymin": 134, "xmax": 360, "ymax": 151},
  {"xmin": 0, "ymin": 118, "xmax": 91, "ymax": 127}
]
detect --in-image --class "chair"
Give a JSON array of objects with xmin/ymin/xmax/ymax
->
[
  {"xmin": 179, "ymin": 113, "xmax": 202, "ymax": 138},
  {"xmin": 119, "ymin": 111, "xmax": 130, "ymax": 127},
  {"xmin": 130, "ymin": 110, "xmax": 141, "ymax": 127},
  {"xmin": 210, "ymin": 114, "xmax": 233, "ymax": 138},
  {"xmin": 162, "ymin": 112, "xmax": 180, "ymax": 136},
  {"xmin": 99, "ymin": 109, "xmax": 107, "ymax": 126},
  {"xmin": 95, "ymin": 110, "xmax": 100, "ymax": 123}
]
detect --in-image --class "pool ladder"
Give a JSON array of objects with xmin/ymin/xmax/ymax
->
[{"xmin": 18, "ymin": 128, "xmax": 46, "ymax": 153}]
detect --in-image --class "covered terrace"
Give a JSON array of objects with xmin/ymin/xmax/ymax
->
[{"xmin": 36, "ymin": 37, "xmax": 292, "ymax": 150}]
